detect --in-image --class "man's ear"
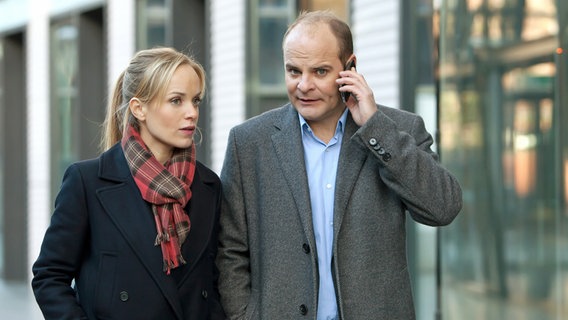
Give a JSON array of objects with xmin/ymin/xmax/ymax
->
[
  {"xmin": 345, "ymin": 54, "xmax": 356, "ymax": 69},
  {"xmin": 129, "ymin": 98, "xmax": 146, "ymax": 121}
]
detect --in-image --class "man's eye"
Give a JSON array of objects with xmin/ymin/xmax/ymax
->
[
  {"xmin": 316, "ymin": 69, "xmax": 327, "ymax": 76},
  {"xmin": 288, "ymin": 68, "xmax": 300, "ymax": 75}
]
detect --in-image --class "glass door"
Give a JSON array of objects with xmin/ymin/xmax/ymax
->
[{"xmin": 437, "ymin": 0, "xmax": 566, "ymax": 318}]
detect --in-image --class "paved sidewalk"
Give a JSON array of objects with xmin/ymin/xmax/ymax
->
[
  {"xmin": 0, "ymin": 280, "xmax": 43, "ymax": 319},
  {"xmin": 0, "ymin": 277, "xmax": 559, "ymax": 320}
]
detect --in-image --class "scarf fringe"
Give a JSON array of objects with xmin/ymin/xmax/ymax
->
[
  {"xmin": 154, "ymin": 232, "xmax": 171, "ymax": 246},
  {"xmin": 163, "ymin": 255, "xmax": 188, "ymax": 274}
]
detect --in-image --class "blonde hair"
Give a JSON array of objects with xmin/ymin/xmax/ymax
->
[{"xmin": 101, "ymin": 47, "xmax": 206, "ymax": 151}]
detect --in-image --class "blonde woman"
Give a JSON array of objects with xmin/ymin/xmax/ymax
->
[{"xmin": 32, "ymin": 47, "xmax": 225, "ymax": 320}]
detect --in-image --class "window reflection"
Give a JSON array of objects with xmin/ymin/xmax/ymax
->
[
  {"xmin": 438, "ymin": 0, "xmax": 566, "ymax": 318},
  {"xmin": 260, "ymin": 0, "xmax": 287, "ymax": 7},
  {"xmin": 246, "ymin": 0, "xmax": 295, "ymax": 117},
  {"xmin": 50, "ymin": 21, "xmax": 78, "ymax": 192},
  {"xmin": 137, "ymin": 0, "xmax": 170, "ymax": 49},
  {"xmin": 258, "ymin": 17, "xmax": 288, "ymax": 85}
]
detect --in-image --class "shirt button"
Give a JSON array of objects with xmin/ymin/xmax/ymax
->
[{"xmin": 326, "ymin": 183, "xmax": 332, "ymax": 189}]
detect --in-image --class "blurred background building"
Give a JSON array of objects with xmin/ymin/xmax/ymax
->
[{"xmin": 0, "ymin": 0, "xmax": 566, "ymax": 319}]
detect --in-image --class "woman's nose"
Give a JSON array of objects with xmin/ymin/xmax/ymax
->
[{"xmin": 185, "ymin": 103, "xmax": 199, "ymax": 118}]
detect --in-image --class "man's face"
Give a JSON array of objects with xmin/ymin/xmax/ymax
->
[{"xmin": 283, "ymin": 24, "xmax": 346, "ymax": 128}]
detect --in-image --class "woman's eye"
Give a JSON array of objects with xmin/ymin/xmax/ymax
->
[
  {"xmin": 171, "ymin": 97, "xmax": 182, "ymax": 105},
  {"xmin": 192, "ymin": 97, "xmax": 202, "ymax": 106}
]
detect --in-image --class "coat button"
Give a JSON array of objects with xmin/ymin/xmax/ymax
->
[
  {"xmin": 302, "ymin": 243, "xmax": 310, "ymax": 254},
  {"xmin": 299, "ymin": 304, "xmax": 308, "ymax": 315},
  {"xmin": 382, "ymin": 153, "xmax": 392, "ymax": 162},
  {"xmin": 377, "ymin": 147, "xmax": 386, "ymax": 155},
  {"xmin": 369, "ymin": 138, "xmax": 377, "ymax": 146},
  {"xmin": 119, "ymin": 291, "xmax": 129, "ymax": 302},
  {"xmin": 202, "ymin": 290, "xmax": 208, "ymax": 299}
]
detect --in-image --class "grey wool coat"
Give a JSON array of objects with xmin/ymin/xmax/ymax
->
[{"xmin": 216, "ymin": 103, "xmax": 462, "ymax": 320}]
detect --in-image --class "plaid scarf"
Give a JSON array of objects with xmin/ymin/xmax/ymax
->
[{"xmin": 121, "ymin": 124, "xmax": 196, "ymax": 274}]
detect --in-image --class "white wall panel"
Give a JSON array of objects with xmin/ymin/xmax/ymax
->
[
  {"xmin": 352, "ymin": 0, "xmax": 400, "ymax": 109},
  {"xmin": 209, "ymin": 0, "xmax": 246, "ymax": 173},
  {"xmin": 26, "ymin": 0, "xmax": 50, "ymax": 281},
  {"xmin": 0, "ymin": 0, "xmax": 29, "ymax": 32},
  {"xmin": 107, "ymin": 0, "xmax": 135, "ymax": 92}
]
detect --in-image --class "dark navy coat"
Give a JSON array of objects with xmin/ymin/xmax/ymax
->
[{"xmin": 32, "ymin": 143, "xmax": 225, "ymax": 320}]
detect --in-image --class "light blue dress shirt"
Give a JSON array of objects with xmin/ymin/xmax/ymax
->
[{"xmin": 299, "ymin": 109, "xmax": 348, "ymax": 320}]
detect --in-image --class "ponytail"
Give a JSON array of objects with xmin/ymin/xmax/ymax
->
[{"xmin": 100, "ymin": 70, "xmax": 128, "ymax": 151}]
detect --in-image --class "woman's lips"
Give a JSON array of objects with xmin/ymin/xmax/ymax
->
[{"xmin": 180, "ymin": 126, "xmax": 195, "ymax": 135}]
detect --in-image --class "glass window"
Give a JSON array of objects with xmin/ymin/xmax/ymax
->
[
  {"xmin": 399, "ymin": 1, "xmax": 440, "ymax": 319},
  {"xmin": 1, "ymin": 33, "xmax": 27, "ymax": 281},
  {"xmin": 258, "ymin": 16, "xmax": 289, "ymax": 86},
  {"xmin": 301, "ymin": 0, "xmax": 349, "ymax": 21},
  {"xmin": 137, "ymin": 0, "xmax": 172, "ymax": 49},
  {"xmin": 246, "ymin": 0, "xmax": 295, "ymax": 117},
  {"xmin": 48, "ymin": 9, "xmax": 105, "ymax": 201},
  {"xmin": 437, "ymin": 0, "xmax": 566, "ymax": 318},
  {"xmin": 50, "ymin": 19, "xmax": 79, "ymax": 198}
]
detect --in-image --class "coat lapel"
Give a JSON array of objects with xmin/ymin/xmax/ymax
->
[
  {"xmin": 333, "ymin": 114, "xmax": 368, "ymax": 239},
  {"xmin": 176, "ymin": 168, "xmax": 216, "ymax": 283},
  {"xmin": 271, "ymin": 105, "xmax": 316, "ymax": 244},
  {"xmin": 95, "ymin": 145, "xmax": 184, "ymax": 320}
]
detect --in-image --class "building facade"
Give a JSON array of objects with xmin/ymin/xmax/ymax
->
[{"xmin": 0, "ymin": 0, "xmax": 566, "ymax": 319}]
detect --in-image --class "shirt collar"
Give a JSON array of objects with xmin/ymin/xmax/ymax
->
[{"xmin": 299, "ymin": 108, "xmax": 349, "ymax": 136}]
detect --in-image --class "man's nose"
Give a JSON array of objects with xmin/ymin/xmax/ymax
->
[{"xmin": 297, "ymin": 75, "xmax": 314, "ymax": 92}]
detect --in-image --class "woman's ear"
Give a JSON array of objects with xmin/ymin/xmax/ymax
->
[{"xmin": 129, "ymin": 98, "xmax": 146, "ymax": 121}]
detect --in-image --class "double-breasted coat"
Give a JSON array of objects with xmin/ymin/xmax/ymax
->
[
  {"xmin": 216, "ymin": 104, "xmax": 462, "ymax": 319},
  {"xmin": 32, "ymin": 144, "xmax": 225, "ymax": 320}
]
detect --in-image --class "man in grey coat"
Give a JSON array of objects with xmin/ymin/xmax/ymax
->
[{"xmin": 216, "ymin": 10, "xmax": 463, "ymax": 320}]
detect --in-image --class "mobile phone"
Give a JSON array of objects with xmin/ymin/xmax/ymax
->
[{"xmin": 341, "ymin": 59, "xmax": 356, "ymax": 103}]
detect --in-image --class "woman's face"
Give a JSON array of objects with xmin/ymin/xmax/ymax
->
[{"xmin": 136, "ymin": 64, "xmax": 202, "ymax": 163}]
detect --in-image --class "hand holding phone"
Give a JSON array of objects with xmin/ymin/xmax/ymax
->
[{"xmin": 341, "ymin": 59, "xmax": 356, "ymax": 103}]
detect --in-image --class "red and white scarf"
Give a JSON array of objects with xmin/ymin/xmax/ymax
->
[{"xmin": 121, "ymin": 124, "xmax": 195, "ymax": 274}]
